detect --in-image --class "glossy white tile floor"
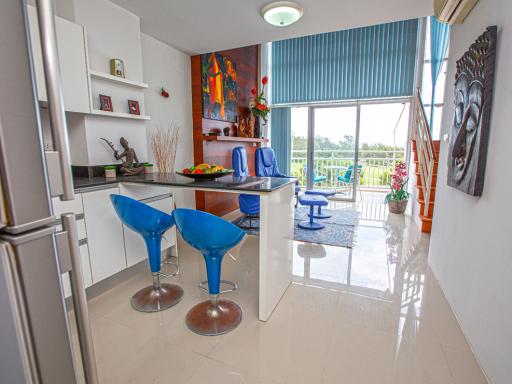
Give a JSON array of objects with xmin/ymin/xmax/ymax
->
[{"xmin": 70, "ymin": 195, "xmax": 488, "ymax": 384}]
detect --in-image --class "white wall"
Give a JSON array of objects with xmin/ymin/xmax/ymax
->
[
  {"xmin": 141, "ymin": 33, "xmax": 195, "ymax": 209},
  {"xmin": 428, "ymin": 1, "xmax": 512, "ymax": 383}
]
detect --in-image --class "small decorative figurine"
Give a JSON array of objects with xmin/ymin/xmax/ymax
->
[{"xmin": 100, "ymin": 137, "xmax": 145, "ymax": 176}]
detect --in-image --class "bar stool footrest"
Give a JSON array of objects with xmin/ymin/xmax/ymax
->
[{"xmin": 199, "ymin": 280, "xmax": 237, "ymax": 294}]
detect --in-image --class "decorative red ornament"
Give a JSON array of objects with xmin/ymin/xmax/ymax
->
[
  {"xmin": 160, "ymin": 87, "xmax": 170, "ymax": 98},
  {"xmin": 251, "ymin": 88, "xmax": 257, "ymax": 96},
  {"xmin": 261, "ymin": 76, "xmax": 268, "ymax": 85}
]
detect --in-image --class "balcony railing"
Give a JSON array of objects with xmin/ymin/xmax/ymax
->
[{"xmin": 290, "ymin": 149, "xmax": 405, "ymax": 191}]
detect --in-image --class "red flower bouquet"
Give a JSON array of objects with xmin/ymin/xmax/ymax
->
[{"xmin": 250, "ymin": 75, "xmax": 270, "ymax": 122}]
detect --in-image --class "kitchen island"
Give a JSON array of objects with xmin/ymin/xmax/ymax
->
[{"xmin": 72, "ymin": 173, "xmax": 296, "ymax": 321}]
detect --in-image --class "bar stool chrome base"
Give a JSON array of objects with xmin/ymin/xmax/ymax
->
[
  {"xmin": 160, "ymin": 255, "xmax": 179, "ymax": 278},
  {"xmin": 199, "ymin": 280, "xmax": 237, "ymax": 294},
  {"xmin": 131, "ymin": 274, "xmax": 183, "ymax": 313},
  {"xmin": 186, "ymin": 296, "xmax": 242, "ymax": 336}
]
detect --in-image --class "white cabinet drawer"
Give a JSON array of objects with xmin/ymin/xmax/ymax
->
[
  {"xmin": 82, "ymin": 187, "xmax": 126, "ymax": 283},
  {"xmin": 119, "ymin": 183, "xmax": 174, "ymax": 201},
  {"xmin": 52, "ymin": 194, "xmax": 84, "ymax": 216}
]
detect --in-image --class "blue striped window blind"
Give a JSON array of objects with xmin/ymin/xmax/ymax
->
[{"xmin": 271, "ymin": 19, "xmax": 419, "ymax": 104}]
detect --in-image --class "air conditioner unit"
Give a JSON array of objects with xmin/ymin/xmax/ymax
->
[{"xmin": 435, "ymin": 0, "xmax": 479, "ymax": 24}]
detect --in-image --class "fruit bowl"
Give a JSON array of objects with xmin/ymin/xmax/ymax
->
[
  {"xmin": 176, "ymin": 169, "xmax": 233, "ymax": 180},
  {"xmin": 177, "ymin": 164, "xmax": 233, "ymax": 180}
]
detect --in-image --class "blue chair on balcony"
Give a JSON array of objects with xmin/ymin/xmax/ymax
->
[
  {"xmin": 232, "ymin": 147, "xmax": 259, "ymax": 228},
  {"xmin": 255, "ymin": 147, "xmax": 300, "ymax": 205},
  {"xmin": 303, "ymin": 166, "xmax": 327, "ymax": 184},
  {"xmin": 110, "ymin": 194, "xmax": 184, "ymax": 312},
  {"xmin": 337, "ymin": 164, "xmax": 363, "ymax": 199},
  {"xmin": 173, "ymin": 208, "xmax": 245, "ymax": 336}
]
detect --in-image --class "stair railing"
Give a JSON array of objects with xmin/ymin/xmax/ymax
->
[{"xmin": 413, "ymin": 90, "xmax": 436, "ymax": 217}]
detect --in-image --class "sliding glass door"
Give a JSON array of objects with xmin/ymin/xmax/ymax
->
[
  {"xmin": 311, "ymin": 106, "xmax": 358, "ymax": 200},
  {"xmin": 290, "ymin": 106, "xmax": 359, "ymax": 201},
  {"xmin": 288, "ymin": 99, "xmax": 410, "ymax": 202}
]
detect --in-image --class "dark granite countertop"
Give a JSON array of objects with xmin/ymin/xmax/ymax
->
[{"xmin": 73, "ymin": 172, "xmax": 297, "ymax": 193}]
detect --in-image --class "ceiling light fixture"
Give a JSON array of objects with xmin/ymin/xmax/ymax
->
[{"xmin": 261, "ymin": 1, "xmax": 303, "ymax": 27}]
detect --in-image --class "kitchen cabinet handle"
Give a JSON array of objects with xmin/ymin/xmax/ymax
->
[
  {"xmin": 35, "ymin": 0, "xmax": 74, "ymax": 201},
  {"xmin": 139, "ymin": 193, "xmax": 173, "ymax": 204},
  {"xmin": 61, "ymin": 214, "xmax": 99, "ymax": 384}
]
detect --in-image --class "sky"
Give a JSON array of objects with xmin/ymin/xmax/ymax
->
[{"xmin": 290, "ymin": 102, "xmax": 410, "ymax": 148}]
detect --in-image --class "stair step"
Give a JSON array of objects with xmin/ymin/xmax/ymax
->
[
  {"xmin": 417, "ymin": 197, "xmax": 435, "ymax": 216},
  {"xmin": 418, "ymin": 187, "xmax": 436, "ymax": 201},
  {"xmin": 419, "ymin": 218, "xmax": 432, "ymax": 233},
  {"xmin": 413, "ymin": 160, "xmax": 439, "ymax": 173},
  {"xmin": 416, "ymin": 172, "xmax": 438, "ymax": 187}
]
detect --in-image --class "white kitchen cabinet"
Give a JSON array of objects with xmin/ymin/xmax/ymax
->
[
  {"xmin": 82, "ymin": 187, "xmax": 126, "ymax": 283},
  {"xmin": 119, "ymin": 184, "xmax": 177, "ymax": 267},
  {"xmin": 52, "ymin": 194, "xmax": 92, "ymax": 298},
  {"xmin": 27, "ymin": 5, "xmax": 90, "ymax": 113}
]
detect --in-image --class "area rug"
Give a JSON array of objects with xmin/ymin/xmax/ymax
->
[
  {"xmin": 233, "ymin": 208, "xmax": 359, "ymax": 248},
  {"xmin": 294, "ymin": 207, "xmax": 359, "ymax": 226}
]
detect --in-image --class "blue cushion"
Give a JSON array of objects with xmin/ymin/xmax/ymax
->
[
  {"xmin": 305, "ymin": 189, "xmax": 336, "ymax": 197},
  {"xmin": 239, "ymin": 194, "xmax": 259, "ymax": 215},
  {"xmin": 299, "ymin": 194, "xmax": 329, "ymax": 207}
]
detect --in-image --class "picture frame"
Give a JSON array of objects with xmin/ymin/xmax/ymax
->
[
  {"xmin": 110, "ymin": 58, "xmax": 125, "ymax": 78},
  {"xmin": 99, "ymin": 94, "xmax": 113, "ymax": 112},
  {"xmin": 128, "ymin": 100, "xmax": 140, "ymax": 115}
]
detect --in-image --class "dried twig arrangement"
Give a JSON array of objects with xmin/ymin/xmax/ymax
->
[{"xmin": 150, "ymin": 123, "xmax": 180, "ymax": 173}]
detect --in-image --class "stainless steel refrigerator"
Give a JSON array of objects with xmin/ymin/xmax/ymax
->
[{"xmin": 0, "ymin": 0, "xmax": 98, "ymax": 383}]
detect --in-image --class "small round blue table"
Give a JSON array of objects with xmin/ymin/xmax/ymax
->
[
  {"xmin": 305, "ymin": 189, "xmax": 335, "ymax": 218},
  {"xmin": 298, "ymin": 194, "xmax": 329, "ymax": 230}
]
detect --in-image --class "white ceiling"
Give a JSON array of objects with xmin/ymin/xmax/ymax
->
[{"xmin": 111, "ymin": 0, "xmax": 433, "ymax": 55}]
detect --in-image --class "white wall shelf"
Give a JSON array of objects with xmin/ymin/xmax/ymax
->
[
  {"xmin": 90, "ymin": 109, "xmax": 150, "ymax": 120},
  {"xmin": 89, "ymin": 70, "xmax": 149, "ymax": 89}
]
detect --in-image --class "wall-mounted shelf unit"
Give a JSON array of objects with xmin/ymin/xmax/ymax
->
[
  {"xmin": 89, "ymin": 70, "xmax": 149, "ymax": 89},
  {"xmin": 203, "ymin": 136, "xmax": 269, "ymax": 143},
  {"xmin": 90, "ymin": 109, "xmax": 150, "ymax": 120}
]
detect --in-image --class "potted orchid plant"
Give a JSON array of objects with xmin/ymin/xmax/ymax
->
[
  {"xmin": 385, "ymin": 161, "xmax": 410, "ymax": 214},
  {"xmin": 250, "ymin": 75, "xmax": 270, "ymax": 137}
]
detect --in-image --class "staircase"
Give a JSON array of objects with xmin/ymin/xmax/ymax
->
[
  {"xmin": 411, "ymin": 91, "xmax": 439, "ymax": 233},
  {"xmin": 412, "ymin": 139, "xmax": 440, "ymax": 233}
]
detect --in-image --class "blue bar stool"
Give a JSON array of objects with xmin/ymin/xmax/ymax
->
[
  {"xmin": 298, "ymin": 194, "xmax": 329, "ymax": 230},
  {"xmin": 110, "ymin": 194, "xmax": 184, "ymax": 312},
  {"xmin": 173, "ymin": 208, "xmax": 246, "ymax": 336},
  {"xmin": 305, "ymin": 189, "xmax": 336, "ymax": 218}
]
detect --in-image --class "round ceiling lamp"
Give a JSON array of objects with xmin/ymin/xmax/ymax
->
[{"xmin": 261, "ymin": 1, "xmax": 303, "ymax": 27}]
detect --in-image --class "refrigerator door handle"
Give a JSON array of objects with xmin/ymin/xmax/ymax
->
[
  {"xmin": 0, "ymin": 242, "xmax": 40, "ymax": 384},
  {"xmin": 0, "ymin": 177, "xmax": 7, "ymax": 229},
  {"xmin": 34, "ymin": 0, "xmax": 74, "ymax": 201},
  {"xmin": 61, "ymin": 213, "xmax": 99, "ymax": 384}
]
